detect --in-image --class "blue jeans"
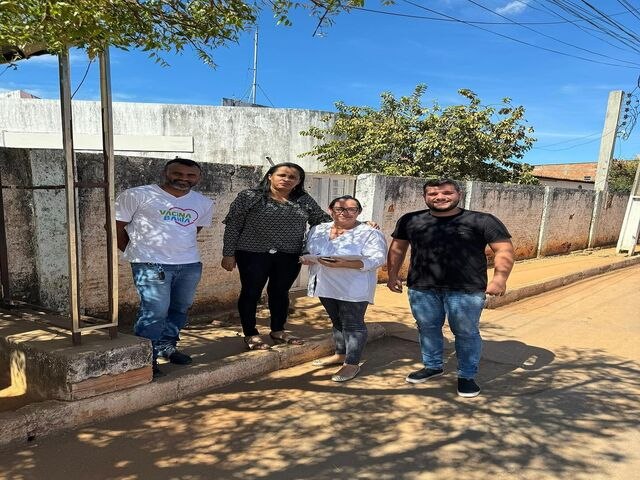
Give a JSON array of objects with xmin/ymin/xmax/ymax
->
[
  {"xmin": 319, "ymin": 297, "xmax": 369, "ymax": 365},
  {"xmin": 407, "ymin": 288, "xmax": 486, "ymax": 379},
  {"xmin": 131, "ymin": 262, "xmax": 202, "ymax": 359}
]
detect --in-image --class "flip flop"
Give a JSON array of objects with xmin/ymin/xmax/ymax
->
[{"xmin": 331, "ymin": 365, "xmax": 360, "ymax": 382}]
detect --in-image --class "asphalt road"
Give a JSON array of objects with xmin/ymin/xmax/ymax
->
[{"xmin": 1, "ymin": 267, "xmax": 639, "ymax": 480}]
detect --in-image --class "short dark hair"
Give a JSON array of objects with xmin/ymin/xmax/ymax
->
[
  {"xmin": 423, "ymin": 178, "xmax": 461, "ymax": 194},
  {"xmin": 164, "ymin": 157, "xmax": 201, "ymax": 171},
  {"xmin": 256, "ymin": 162, "xmax": 307, "ymax": 199},
  {"xmin": 329, "ymin": 195, "xmax": 362, "ymax": 212}
]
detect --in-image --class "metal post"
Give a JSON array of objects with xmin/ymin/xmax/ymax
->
[
  {"xmin": 99, "ymin": 49, "xmax": 118, "ymax": 339},
  {"xmin": 58, "ymin": 48, "xmax": 82, "ymax": 345},
  {"xmin": 251, "ymin": 27, "xmax": 258, "ymax": 105},
  {"xmin": 0, "ymin": 168, "xmax": 11, "ymax": 304}
]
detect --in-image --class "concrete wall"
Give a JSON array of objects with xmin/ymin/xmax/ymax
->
[
  {"xmin": 0, "ymin": 148, "xmax": 262, "ymax": 317},
  {"xmin": 0, "ymin": 153, "xmax": 630, "ymax": 317},
  {"xmin": 0, "ymin": 149, "xmax": 38, "ymax": 303},
  {"xmin": 538, "ymin": 187, "xmax": 595, "ymax": 256},
  {"xmin": 0, "ymin": 98, "xmax": 331, "ymax": 172},
  {"xmin": 76, "ymin": 154, "xmax": 262, "ymax": 318},
  {"xmin": 592, "ymin": 191, "xmax": 630, "ymax": 246},
  {"xmin": 355, "ymin": 174, "xmax": 628, "ymax": 263},
  {"xmin": 464, "ymin": 182, "xmax": 546, "ymax": 259}
]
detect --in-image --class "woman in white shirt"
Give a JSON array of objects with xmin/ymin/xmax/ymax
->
[{"xmin": 302, "ymin": 195, "xmax": 387, "ymax": 382}]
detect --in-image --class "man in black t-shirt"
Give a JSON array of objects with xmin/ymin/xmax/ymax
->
[{"xmin": 387, "ymin": 178, "xmax": 514, "ymax": 398}]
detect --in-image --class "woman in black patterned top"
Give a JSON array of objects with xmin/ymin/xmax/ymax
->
[{"xmin": 221, "ymin": 162, "xmax": 331, "ymax": 350}]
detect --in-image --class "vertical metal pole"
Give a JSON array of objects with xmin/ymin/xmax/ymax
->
[
  {"xmin": 59, "ymin": 48, "xmax": 82, "ymax": 345},
  {"xmin": 99, "ymin": 49, "xmax": 118, "ymax": 339},
  {"xmin": 251, "ymin": 27, "xmax": 258, "ymax": 105},
  {"xmin": 0, "ymin": 168, "xmax": 11, "ymax": 305}
]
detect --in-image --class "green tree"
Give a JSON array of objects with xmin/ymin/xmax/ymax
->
[
  {"xmin": 609, "ymin": 159, "xmax": 639, "ymax": 193},
  {"xmin": 0, "ymin": 0, "xmax": 364, "ymax": 66},
  {"xmin": 300, "ymin": 84, "xmax": 538, "ymax": 183}
]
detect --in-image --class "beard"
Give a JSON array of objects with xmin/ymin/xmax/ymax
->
[
  {"xmin": 168, "ymin": 179, "xmax": 194, "ymax": 191},
  {"xmin": 426, "ymin": 200, "xmax": 458, "ymax": 212}
]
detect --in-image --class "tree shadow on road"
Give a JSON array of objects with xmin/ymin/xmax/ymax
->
[{"xmin": 2, "ymin": 335, "xmax": 638, "ymax": 480}]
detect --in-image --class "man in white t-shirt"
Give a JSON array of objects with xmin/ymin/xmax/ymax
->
[{"xmin": 115, "ymin": 158, "xmax": 214, "ymax": 378}]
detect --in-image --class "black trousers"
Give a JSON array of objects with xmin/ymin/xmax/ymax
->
[{"xmin": 235, "ymin": 250, "xmax": 302, "ymax": 336}]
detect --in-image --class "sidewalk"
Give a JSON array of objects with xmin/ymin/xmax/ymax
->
[{"xmin": 1, "ymin": 247, "xmax": 639, "ymax": 449}]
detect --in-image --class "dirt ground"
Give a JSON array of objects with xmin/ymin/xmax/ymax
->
[{"xmin": 1, "ymin": 265, "xmax": 639, "ymax": 480}]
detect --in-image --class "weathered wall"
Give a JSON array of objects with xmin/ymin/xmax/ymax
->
[
  {"xmin": 465, "ymin": 182, "xmax": 546, "ymax": 259},
  {"xmin": 0, "ymin": 98, "xmax": 330, "ymax": 172},
  {"xmin": 30, "ymin": 150, "xmax": 70, "ymax": 311},
  {"xmin": 0, "ymin": 149, "xmax": 38, "ymax": 303},
  {"xmin": 0, "ymin": 152, "xmax": 630, "ymax": 317},
  {"xmin": 592, "ymin": 191, "xmax": 629, "ymax": 246},
  {"xmin": 538, "ymin": 187, "xmax": 595, "ymax": 256},
  {"xmin": 356, "ymin": 175, "xmax": 627, "ymax": 263},
  {"xmin": 74, "ymin": 154, "xmax": 262, "ymax": 318}
]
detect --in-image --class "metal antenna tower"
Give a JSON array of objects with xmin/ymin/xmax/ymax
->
[{"xmin": 250, "ymin": 26, "xmax": 258, "ymax": 105}]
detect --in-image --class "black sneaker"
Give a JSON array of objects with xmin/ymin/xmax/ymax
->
[
  {"xmin": 457, "ymin": 378, "xmax": 481, "ymax": 398},
  {"xmin": 167, "ymin": 350, "xmax": 193, "ymax": 365},
  {"xmin": 405, "ymin": 368, "xmax": 444, "ymax": 384},
  {"xmin": 152, "ymin": 362, "xmax": 165, "ymax": 379}
]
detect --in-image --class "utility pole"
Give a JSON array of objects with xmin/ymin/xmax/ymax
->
[
  {"xmin": 588, "ymin": 90, "xmax": 624, "ymax": 248},
  {"xmin": 250, "ymin": 26, "xmax": 258, "ymax": 105}
]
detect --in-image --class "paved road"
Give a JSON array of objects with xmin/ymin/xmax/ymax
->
[{"xmin": 2, "ymin": 267, "xmax": 639, "ymax": 480}]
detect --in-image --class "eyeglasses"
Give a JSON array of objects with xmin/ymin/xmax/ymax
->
[{"xmin": 332, "ymin": 207, "xmax": 359, "ymax": 214}]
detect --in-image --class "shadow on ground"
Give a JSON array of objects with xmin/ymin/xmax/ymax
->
[{"xmin": 2, "ymin": 335, "xmax": 638, "ymax": 480}]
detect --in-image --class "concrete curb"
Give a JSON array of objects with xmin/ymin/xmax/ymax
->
[
  {"xmin": 0, "ymin": 323, "xmax": 386, "ymax": 449},
  {"xmin": 485, "ymin": 255, "xmax": 640, "ymax": 309}
]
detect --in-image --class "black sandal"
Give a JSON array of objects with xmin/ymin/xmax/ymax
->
[{"xmin": 244, "ymin": 335, "xmax": 271, "ymax": 350}]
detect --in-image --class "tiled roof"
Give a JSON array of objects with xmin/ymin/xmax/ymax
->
[{"xmin": 532, "ymin": 162, "xmax": 597, "ymax": 182}]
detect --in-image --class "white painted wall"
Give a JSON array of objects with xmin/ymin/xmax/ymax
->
[{"xmin": 0, "ymin": 98, "xmax": 332, "ymax": 172}]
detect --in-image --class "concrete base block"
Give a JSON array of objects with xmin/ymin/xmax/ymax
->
[{"xmin": 0, "ymin": 316, "xmax": 152, "ymax": 401}]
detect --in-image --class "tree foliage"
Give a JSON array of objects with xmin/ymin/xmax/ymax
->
[
  {"xmin": 300, "ymin": 84, "xmax": 538, "ymax": 184},
  {"xmin": 0, "ymin": 0, "xmax": 365, "ymax": 66},
  {"xmin": 609, "ymin": 159, "xmax": 639, "ymax": 193}
]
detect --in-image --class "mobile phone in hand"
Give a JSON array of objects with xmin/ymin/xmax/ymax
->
[{"xmin": 320, "ymin": 257, "xmax": 337, "ymax": 263}]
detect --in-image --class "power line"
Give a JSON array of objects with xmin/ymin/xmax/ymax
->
[
  {"xmin": 545, "ymin": 0, "xmax": 640, "ymax": 52},
  {"xmin": 464, "ymin": 0, "xmax": 640, "ymax": 67},
  {"xmin": 528, "ymin": 0, "xmax": 640, "ymax": 54},
  {"xmin": 0, "ymin": 63, "xmax": 17, "ymax": 78},
  {"xmin": 352, "ymin": 5, "xmax": 585, "ymax": 25},
  {"xmin": 398, "ymin": 0, "xmax": 640, "ymax": 68},
  {"xmin": 71, "ymin": 60, "xmax": 93, "ymax": 99}
]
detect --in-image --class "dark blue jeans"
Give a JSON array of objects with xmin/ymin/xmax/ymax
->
[
  {"xmin": 131, "ymin": 262, "xmax": 202, "ymax": 359},
  {"xmin": 319, "ymin": 297, "xmax": 369, "ymax": 365},
  {"xmin": 408, "ymin": 288, "xmax": 486, "ymax": 379}
]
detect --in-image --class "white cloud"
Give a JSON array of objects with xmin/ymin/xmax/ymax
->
[{"xmin": 496, "ymin": 0, "xmax": 529, "ymax": 15}]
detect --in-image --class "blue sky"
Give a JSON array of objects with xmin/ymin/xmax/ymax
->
[{"xmin": 2, "ymin": 0, "xmax": 640, "ymax": 166}]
